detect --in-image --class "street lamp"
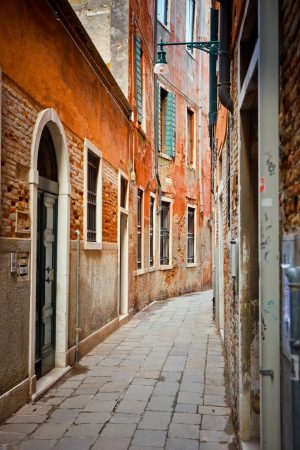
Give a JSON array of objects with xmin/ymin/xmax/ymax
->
[{"xmin": 154, "ymin": 39, "xmax": 219, "ymax": 75}]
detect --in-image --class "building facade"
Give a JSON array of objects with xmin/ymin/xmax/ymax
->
[
  {"xmin": 212, "ymin": 0, "xmax": 299, "ymax": 449},
  {"xmin": 0, "ymin": 0, "xmax": 212, "ymax": 422}
]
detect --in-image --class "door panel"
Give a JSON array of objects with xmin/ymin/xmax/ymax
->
[{"xmin": 35, "ymin": 191, "xmax": 58, "ymax": 378}]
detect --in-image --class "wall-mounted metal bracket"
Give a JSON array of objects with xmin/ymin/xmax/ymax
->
[
  {"xmin": 260, "ymin": 368, "xmax": 274, "ymax": 378},
  {"xmin": 158, "ymin": 40, "xmax": 219, "ymax": 56}
]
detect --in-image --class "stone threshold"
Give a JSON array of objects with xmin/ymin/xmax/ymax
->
[
  {"xmin": 32, "ymin": 366, "xmax": 71, "ymax": 402},
  {"xmin": 240, "ymin": 439, "xmax": 260, "ymax": 450}
]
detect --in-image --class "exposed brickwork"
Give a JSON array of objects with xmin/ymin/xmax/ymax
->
[
  {"xmin": 1, "ymin": 76, "xmax": 37, "ymax": 237},
  {"xmin": 102, "ymin": 162, "xmax": 118, "ymax": 243},
  {"xmin": 279, "ymin": 0, "xmax": 300, "ymax": 233}
]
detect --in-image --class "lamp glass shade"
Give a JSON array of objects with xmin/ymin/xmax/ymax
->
[{"xmin": 154, "ymin": 63, "xmax": 169, "ymax": 75}]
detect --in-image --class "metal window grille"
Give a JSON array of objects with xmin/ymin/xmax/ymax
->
[
  {"xmin": 187, "ymin": 207, "xmax": 195, "ymax": 263},
  {"xmin": 160, "ymin": 201, "xmax": 170, "ymax": 265},
  {"xmin": 87, "ymin": 151, "xmax": 99, "ymax": 242},
  {"xmin": 137, "ymin": 189, "xmax": 143, "ymax": 269},
  {"xmin": 150, "ymin": 197, "xmax": 154, "ymax": 266}
]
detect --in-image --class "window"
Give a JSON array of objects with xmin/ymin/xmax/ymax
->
[
  {"xmin": 157, "ymin": 84, "xmax": 176, "ymax": 157},
  {"xmin": 137, "ymin": 189, "xmax": 143, "ymax": 269},
  {"xmin": 186, "ymin": 0, "xmax": 195, "ymax": 44},
  {"xmin": 187, "ymin": 206, "xmax": 196, "ymax": 263},
  {"xmin": 150, "ymin": 195, "xmax": 155, "ymax": 266},
  {"xmin": 157, "ymin": 0, "xmax": 168, "ymax": 26},
  {"xmin": 160, "ymin": 200, "xmax": 170, "ymax": 265},
  {"xmin": 120, "ymin": 177, "xmax": 128, "ymax": 209},
  {"xmin": 136, "ymin": 36, "xmax": 143, "ymax": 125},
  {"xmin": 187, "ymin": 108, "xmax": 195, "ymax": 166},
  {"xmin": 84, "ymin": 139, "xmax": 102, "ymax": 249}
]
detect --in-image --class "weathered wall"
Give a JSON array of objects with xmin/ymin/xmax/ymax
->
[
  {"xmin": 69, "ymin": 0, "xmax": 129, "ymax": 98},
  {"xmin": 279, "ymin": 2, "xmax": 300, "ymax": 448},
  {"xmin": 279, "ymin": 0, "xmax": 300, "ymax": 233},
  {"xmin": 0, "ymin": 0, "xmax": 130, "ymax": 420}
]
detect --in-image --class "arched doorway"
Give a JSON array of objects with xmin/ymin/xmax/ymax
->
[
  {"xmin": 29, "ymin": 109, "xmax": 70, "ymax": 389},
  {"xmin": 35, "ymin": 126, "xmax": 58, "ymax": 378}
]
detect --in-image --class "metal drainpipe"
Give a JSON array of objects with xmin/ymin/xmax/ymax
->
[
  {"xmin": 287, "ymin": 266, "xmax": 300, "ymax": 450},
  {"xmin": 75, "ymin": 230, "xmax": 81, "ymax": 363},
  {"xmin": 217, "ymin": 0, "xmax": 233, "ymax": 114},
  {"xmin": 154, "ymin": 0, "xmax": 162, "ymax": 212},
  {"xmin": 198, "ymin": 0, "xmax": 204, "ymax": 214}
]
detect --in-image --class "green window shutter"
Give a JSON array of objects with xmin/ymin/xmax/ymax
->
[
  {"xmin": 135, "ymin": 36, "xmax": 143, "ymax": 124},
  {"xmin": 165, "ymin": 92, "xmax": 176, "ymax": 157},
  {"xmin": 156, "ymin": 82, "xmax": 161, "ymax": 151}
]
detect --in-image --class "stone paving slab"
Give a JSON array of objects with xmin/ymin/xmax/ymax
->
[{"xmin": 0, "ymin": 290, "xmax": 236, "ymax": 449}]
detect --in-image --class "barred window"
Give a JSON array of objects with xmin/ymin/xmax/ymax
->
[
  {"xmin": 87, "ymin": 151, "xmax": 100, "ymax": 242},
  {"xmin": 137, "ymin": 189, "xmax": 143, "ymax": 269},
  {"xmin": 160, "ymin": 201, "xmax": 170, "ymax": 265},
  {"xmin": 187, "ymin": 207, "xmax": 195, "ymax": 263},
  {"xmin": 150, "ymin": 196, "xmax": 155, "ymax": 266}
]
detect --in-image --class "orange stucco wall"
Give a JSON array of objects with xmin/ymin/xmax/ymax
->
[{"xmin": 0, "ymin": 0, "xmax": 130, "ymax": 173}]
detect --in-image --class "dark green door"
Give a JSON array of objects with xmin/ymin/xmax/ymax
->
[{"xmin": 35, "ymin": 190, "xmax": 58, "ymax": 379}]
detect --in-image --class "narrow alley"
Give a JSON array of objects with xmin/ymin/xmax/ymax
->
[{"xmin": 0, "ymin": 292, "xmax": 235, "ymax": 450}]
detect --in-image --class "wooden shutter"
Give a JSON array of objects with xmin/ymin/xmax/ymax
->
[
  {"xmin": 135, "ymin": 36, "xmax": 143, "ymax": 124},
  {"xmin": 156, "ymin": 82, "xmax": 161, "ymax": 151},
  {"xmin": 165, "ymin": 92, "xmax": 176, "ymax": 157}
]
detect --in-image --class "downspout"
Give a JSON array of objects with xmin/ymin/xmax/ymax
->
[
  {"xmin": 75, "ymin": 230, "xmax": 81, "ymax": 363},
  {"xmin": 217, "ymin": 0, "xmax": 233, "ymax": 114},
  {"xmin": 154, "ymin": 0, "xmax": 162, "ymax": 211},
  {"xmin": 198, "ymin": 0, "xmax": 204, "ymax": 214}
]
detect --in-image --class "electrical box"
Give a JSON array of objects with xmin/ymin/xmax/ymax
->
[
  {"xmin": 10, "ymin": 252, "xmax": 17, "ymax": 274},
  {"xmin": 18, "ymin": 252, "xmax": 29, "ymax": 281}
]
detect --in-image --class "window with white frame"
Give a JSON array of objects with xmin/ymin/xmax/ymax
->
[
  {"xmin": 84, "ymin": 139, "xmax": 102, "ymax": 249},
  {"xmin": 137, "ymin": 189, "xmax": 143, "ymax": 269},
  {"xmin": 157, "ymin": 0, "xmax": 169, "ymax": 26},
  {"xmin": 160, "ymin": 200, "xmax": 171, "ymax": 265},
  {"xmin": 186, "ymin": 0, "xmax": 195, "ymax": 44},
  {"xmin": 187, "ymin": 206, "xmax": 196, "ymax": 263},
  {"xmin": 187, "ymin": 108, "xmax": 195, "ymax": 166},
  {"xmin": 150, "ymin": 195, "xmax": 155, "ymax": 267}
]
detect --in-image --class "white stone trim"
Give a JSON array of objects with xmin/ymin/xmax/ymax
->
[
  {"xmin": 150, "ymin": 192, "xmax": 156, "ymax": 269},
  {"xmin": 159, "ymin": 196, "xmax": 173, "ymax": 269},
  {"xmin": 29, "ymin": 108, "xmax": 70, "ymax": 386},
  {"xmin": 186, "ymin": 203, "xmax": 197, "ymax": 265},
  {"xmin": 118, "ymin": 170, "xmax": 129, "ymax": 316},
  {"xmin": 136, "ymin": 185, "xmax": 145, "ymax": 270},
  {"xmin": 83, "ymin": 138, "xmax": 103, "ymax": 249}
]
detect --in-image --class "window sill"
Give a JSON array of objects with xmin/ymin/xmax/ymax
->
[
  {"xmin": 159, "ymin": 152, "xmax": 174, "ymax": 162},
  {"xmin": 135, "ymin": 266, "xmax": 156, "ymax": 276},
  {"xmin": 138, "ymin": 125, "xmax": 147, "ymax": 139},
  {"xmin": 186, "ymin": 164, "xmax": 196, "ymax": 171},
  {"xmin": 135, "ymin": 267, "xmax": 146, "ymax": 276},
  {"xmin": 84, "ymin": 241, "xmax": 103, "ymax": 251},
  {"xmin": 157, "ymin": 19, "xmax": 171, "ymax": 33},
  {"xmin": 159, "ymin": 264, "xmax": 173, "ymax": 271},
  {"xmin": 186, "ymin": 48, "xmax": 196, "ymax": 60},
  {"xmin": 187, "ymin": 262, "xmax": 197, "ymax": 268}
]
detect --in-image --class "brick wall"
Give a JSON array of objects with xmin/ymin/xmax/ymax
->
[
  {"xmin": 1, "ymin": 76, "xmax": 37, "ymax": 238},
  {"xmin": 280, "ymin": 0, "xmax": 300, "ymax": 233}
]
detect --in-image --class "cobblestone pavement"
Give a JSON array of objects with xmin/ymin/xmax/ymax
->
[{"xmin": 0, "ymin": 291, "xmax": 236, "ymax": 450}]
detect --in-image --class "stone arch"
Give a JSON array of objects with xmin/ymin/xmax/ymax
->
[{"xmin": 29, "ymin": 109, "xmax": 71, "ymax": 389}]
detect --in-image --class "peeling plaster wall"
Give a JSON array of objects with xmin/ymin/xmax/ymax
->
[
  {"xmin": 69, "ymin": 0, "xmax": 129, "ymax": 98},
  {"xmin": 0, "ymin": 0, "xmax": 130, "ymax": 421}
]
